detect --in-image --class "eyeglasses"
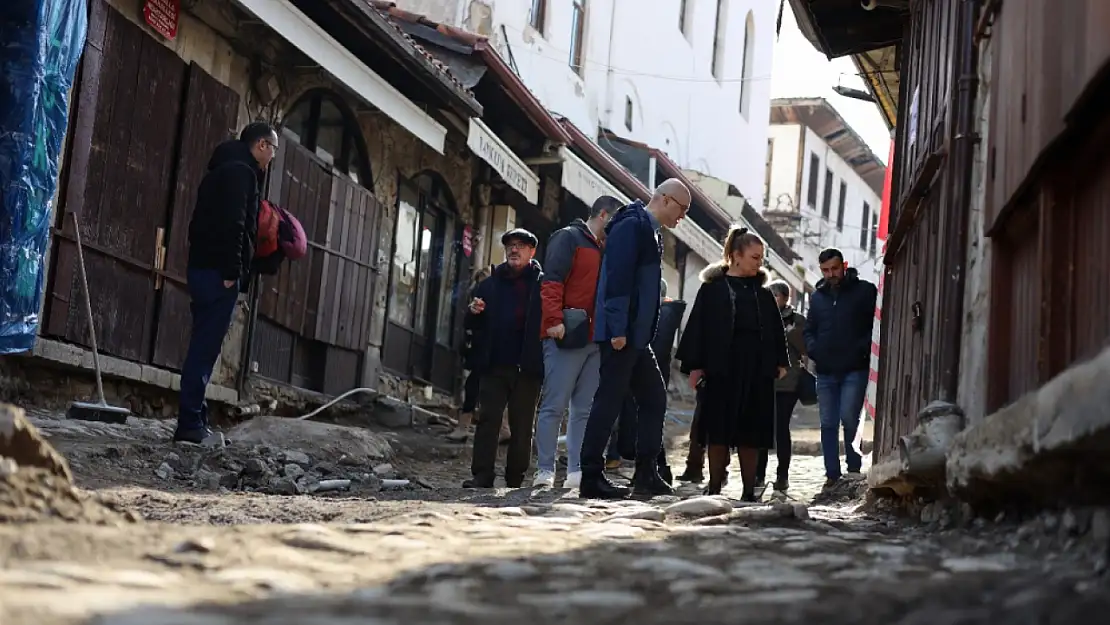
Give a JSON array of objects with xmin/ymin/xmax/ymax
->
[
  {"xmin": 504, "ymin": 242, "xmax": 532, "ymax": 251},
  {"xmin": 262, "ymin": 139, "xmax": 279, "ymax": 152},
  {"xmin": 663, "ymin": 193, "xmax": 690, "ymax": 213}
]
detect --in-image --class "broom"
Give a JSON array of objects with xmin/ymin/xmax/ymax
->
[{"xmin": 65, "ymin": 210, "xmax": 131, "ymax": 424}]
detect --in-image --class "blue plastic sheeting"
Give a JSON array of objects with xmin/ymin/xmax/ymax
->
[{"xmin": 0, "ymin": 0, "xmax": 87, "ymax": 354}]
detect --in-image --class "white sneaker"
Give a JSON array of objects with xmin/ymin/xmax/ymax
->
[
  {"xmin": 532, "ymin": 470, "xmax": 556, "ymax": 488},
  {"xmin": 563, "ymin": 471, "xmax": 582, "ymax": 489}
]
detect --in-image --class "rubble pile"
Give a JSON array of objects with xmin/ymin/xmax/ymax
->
[
  {"xmin": 0, "ymin": 404, "xmax": 135, "ymax": 525},
  {"xmin": 155, "ymin": 443, "xmax": 413, "ymax": 496}
]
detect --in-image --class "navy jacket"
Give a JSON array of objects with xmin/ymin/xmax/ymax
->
[
  {"xmin": 593, "ymin": 201, "xmax": 663, "ymax": 349},
  {"xmin": 465, "ymin": 260, "xmax": 545, "ymax": 377},
  {"xmin": 803, "ymin": 268, "xmax": 877, "ymax": 375}
]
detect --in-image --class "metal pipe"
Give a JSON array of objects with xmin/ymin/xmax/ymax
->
[{"xmin": 940, "ymin": 0, "xmax": 982, "ymax": 401}]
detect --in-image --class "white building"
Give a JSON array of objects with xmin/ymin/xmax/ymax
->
[
  {"xmin": 394, "ymin": 0, "xmax": 776, "ymax": 207},
  {"xmin": 763, "ymin": 98, "xmax": 885, "ymax": 288}
]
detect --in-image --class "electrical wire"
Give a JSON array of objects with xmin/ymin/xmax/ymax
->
[{"xmin": 494, "ymin": 22, "xmax": 896, "ymax": 85}]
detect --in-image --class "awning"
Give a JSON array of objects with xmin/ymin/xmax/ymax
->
[
  {"xmin": 559, "ymin": 146, "xmax": 630, "ymax": 206},
  {"xmin": 235, "ymin": 0, "xmax": 448, "ymax": 154},
  {"xmin": 468, "ymin": 118, "xmax": 540, "ymax": 204}
]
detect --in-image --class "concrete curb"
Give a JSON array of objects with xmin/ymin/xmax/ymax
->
[{"xmin": 946, "ymin": 345, "xmax": 1110, "ymax": 507}]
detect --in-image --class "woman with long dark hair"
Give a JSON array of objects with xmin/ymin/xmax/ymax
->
[{"xmin": 675, "ymin": 227, "xmax": 789, "ymax": 500}]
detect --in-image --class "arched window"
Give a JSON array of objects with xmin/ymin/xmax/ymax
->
[
  {"xmin": 282, "ymin": 90, "xmax": 373, "ymax": 186},
  {"xmin": 739, "ymin": 11, "xmax": 756, "ymax": 117},
  {"xmin": 710, "ymin": 0, "xmax": 727, "ymax": 81}
]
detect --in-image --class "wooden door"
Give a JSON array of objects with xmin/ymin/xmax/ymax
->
[
  {"xmin": 150, "ymin": 63, "xmax": 241, "ymax": 370},
  {"xmin": 45, "ymin": 3, "xmax": 186, "ymax": 362}
]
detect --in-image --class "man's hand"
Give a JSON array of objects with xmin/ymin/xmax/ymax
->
[
  {"xmin": 777, "ymin": 367, "xmax": 788, "ymax": 380},
  {"xmin": 689, "ymin": 369, "xmax": 704, "ymax": 390},
  {"xmin": 223, "ymin": 280, "xmax": 236, "ymax": 289},
  {"xmin": 468, "ymin": 297, "xmax": 486, "ymax": 314},
  {"xmin": 610, "ymin": 336, "xmax": 627, "ymax": 351},
  {"xmin": 547, "ymin": 324, "xmax": 566, "ymax": 339}
]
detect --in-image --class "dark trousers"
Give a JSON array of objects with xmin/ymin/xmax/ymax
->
[
  {"xmin": 461, "ymin": 370, "xmax": 480, "ymax": 413},
  {"xmin": 756, "ymin": 392, "xmax": 799, "ymax": 481},
  {"xmin": 177, "ymin": 269, "xmax": 239, "ymax": 432},
  {"xmin": 471, "ymin": 366, "xmax": 541, "ymax": 486},
  {"xmin": 580, "ymin": 345, "xmax": 666, "ymax": 477},
  {"xmin": 682, "ymin": 399, "xmax": 705, "ymax": 476},
  {"xmin": 612, "ymin": 393, "xmax": 669, "ymax": 469}
]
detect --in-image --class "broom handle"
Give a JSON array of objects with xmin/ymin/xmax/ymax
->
[{"xmin": 70, "ymin": 210, "xmax": 107, "ymax": 407}]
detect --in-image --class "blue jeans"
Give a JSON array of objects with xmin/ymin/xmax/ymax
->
[
  {"xmin": 816, "ymin": 370, "xmax": 868, "ymax": 479},
  {"xmin": 177, "ymin": 269, "xmax": 239, "ymax": 432},
  {"xmin": 534, "ymin": 340, "xmax": 601, "ymax": 474}
]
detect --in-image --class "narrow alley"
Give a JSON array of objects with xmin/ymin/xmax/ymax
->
[{"xmin": 2, "ymin": 400, "xmax": 1109, "ymax": 625}]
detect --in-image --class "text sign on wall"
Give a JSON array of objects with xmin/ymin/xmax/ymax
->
[
  {"xmin": 143, "ymin": 0, "xmax": 180, "ymax": 40},
  {"xmin": 559, "ymin": 146, "xmax": 630, "ymax": 207},
  {"xmin": 467, "ymin": 118, "xmax": 539, "ymax": 204},
  {"xmin": 462, "ymin": 225, "xmax": 473, "ymax": 258}
]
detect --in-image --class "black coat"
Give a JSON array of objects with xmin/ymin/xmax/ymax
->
[
  {"xmin": 187, "ymin": 140, "xmax": 263, "ymax": 285},
  {"xmin": 803, "ymin": 267, "xmax": 877, "ymax": 375},
  {"xmin": 676, "ymin": 265, "xmax": 789, "ymax": 448},
  {"xmin": 464, "ymin": 260, "xmax": 545, "ymax": 378},
  {"xmin": 651, "ymin": 299, "xmax": 687, "ymax": 382}
]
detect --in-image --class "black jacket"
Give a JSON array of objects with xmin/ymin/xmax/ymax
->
[
  {"xmin": 187, "ymin": 140, "xmax": 263, "ymax": 284},
  {"xmin": 676, "ymin": 265, "xmax": 789, "ymax": 380},
  {"xmin": 803, "ymin": 267, "xmax": 877, "ymax": 375},
  {"xmin": 465, "ymin": 260, "xmax": 545, "ymax": 377},
  {"xmin": 651, "ymin": 298, "xmax": 687, "ymax": 384}
]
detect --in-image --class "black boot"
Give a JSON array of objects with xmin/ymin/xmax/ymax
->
[
  {"xmin": 632, "ymin": 460, "xmax": 675, "ymax": 498},
  {"xmin": 658, "ymin": 464, "xmax": 674, "ymax": 486},
  {"xmin": 462, "ymin": 473, "xmax": 495, "ymax": 489},
  {"xmin": 579, "ymin": 472, "xmax": 631, "ymax": 499}
]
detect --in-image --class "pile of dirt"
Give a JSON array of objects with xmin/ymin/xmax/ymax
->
[
  {"xmin": 0, "ymin": 464, "xmax": 136, "ymax": 524},
  {"xmin": 811, "ymin": 474, "xmax": 870, "ymax": 506},
  {"xmin": 1, "ymin": 403, "xmax": 137, "ymax": 525}
]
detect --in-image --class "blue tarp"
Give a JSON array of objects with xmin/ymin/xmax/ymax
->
[{"xmin": 0, "ymin": 0, "xmax": 87, "ymax": 354}]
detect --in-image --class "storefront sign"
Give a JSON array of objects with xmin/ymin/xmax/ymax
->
[
  {"xmin": 143, "ymin": 0, "xmax": 179, "ymax": 40},
  {"xmin": 461, "ymin": 225, "xmax": 473, "ymax": 258},
  {"xmin": 558, "ymin": 146, "xmax": 630, "ymax": 206},
  {"xmin": 467, "ymin": 118, "xmax": 539, "ymax": 204}
]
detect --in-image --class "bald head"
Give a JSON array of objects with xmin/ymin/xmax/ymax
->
[
  {"xmin": 647, "ymin": 178, "xmax": 691, "ymax": 229},
  {"xmin": 653, "ymin": 178, "xmax": 691, "ymax": 206}
]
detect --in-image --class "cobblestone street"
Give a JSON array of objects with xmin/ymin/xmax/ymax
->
[{"xmin": 3, "ymin": 405, "xmax": 1109, "ymax": 625}]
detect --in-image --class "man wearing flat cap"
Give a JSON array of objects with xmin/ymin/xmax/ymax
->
[{"xmin": 462, "ymin": 228, "xmax": 545, "ymax": 489}]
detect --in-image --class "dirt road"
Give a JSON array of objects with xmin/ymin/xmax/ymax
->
[{"xmin": 2, "ymin": 405, "xmax": 1108, "ymax": 624}]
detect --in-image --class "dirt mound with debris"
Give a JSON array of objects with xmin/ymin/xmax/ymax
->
[
  {"xmin": 0, "ymin": 466, "xmax": 136, "ymax": 524},
  {"xmin": 0, "ymin": 403, "xmax": 137, "ymax": 525},
  {"xmin": 811, "ymin": 475, "xmax": 870, "ymax": 506}
]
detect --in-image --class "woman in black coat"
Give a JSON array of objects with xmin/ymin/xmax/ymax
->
[{"xmin": 675, "ymin": 227, "xmax": 789, "ymax": 500}]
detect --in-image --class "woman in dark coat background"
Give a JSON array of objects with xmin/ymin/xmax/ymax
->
[{"xmin": 676, "ymin": 227, "xmax": 789, "ymax": 500}]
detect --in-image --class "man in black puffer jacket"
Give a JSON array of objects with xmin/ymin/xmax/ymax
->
[
  {"xmin": 804, "ymin": 248, "xmax": 877, "ymax": 487},
  {"xmin": 175, "ymin": 122, "xmax": 277, "ymax": 445},
  {"xmin": 462, "ymin": 229, "xmax": 545, "ymax": 489}
]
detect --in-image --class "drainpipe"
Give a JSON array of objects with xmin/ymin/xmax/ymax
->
[{"xmin": 940, "ymin": 0, "xmax": 981, "ymax": 402}]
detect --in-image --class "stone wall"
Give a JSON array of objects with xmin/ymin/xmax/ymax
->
[{"xmin": 956, "ymin": 35, "xmax": 994, "ymax": 426}]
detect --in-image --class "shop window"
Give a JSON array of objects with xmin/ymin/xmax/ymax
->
[
  {"xmin": 281, "ymin": 90, "xmax": 371, "ymax": 186},
  {"xmin": 384, "ymin": 172, "xmax": 463, "ymax": 386}
]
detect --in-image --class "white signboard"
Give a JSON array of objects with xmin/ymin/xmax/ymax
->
[
  {"xmin": 468, "ymin": 118, "xmax": 539, "ymax": 204},
  {"xmin": 559, "ymin": 146, "xmax": 631, "ymax": 206}
]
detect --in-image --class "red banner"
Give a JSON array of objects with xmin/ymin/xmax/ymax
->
[
  {"xmin": 143, "ymin": 0, "xmax": 179, "ymax": 41},
  {"xmin": 877, "ymin": 133, "xmax": 895, "ymax": 241}
]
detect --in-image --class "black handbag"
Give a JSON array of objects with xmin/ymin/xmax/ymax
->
[
  {"xmin": 797, "ymin": 369, "xmax": 818, "ymax": 406},
  {"xmin": 555, "ymin": 308, "xmax": 590, "ymax": 350}
]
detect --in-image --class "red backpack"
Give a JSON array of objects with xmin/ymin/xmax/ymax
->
[{"xmin": 255, "ymin": 200, "xmax": 281, "ymax": 259}]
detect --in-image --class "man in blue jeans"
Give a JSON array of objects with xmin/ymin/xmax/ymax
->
[
  {"xmin": 803, "ymin": 248, "xmax": 877, "ymax": 487},
  {"xmin": 174, "ymin": 122, "xmax": 278, "ymax": 445},
  {"xmin": 532, "ymin": 195, "xmax": 620, "ymax": 489}
]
